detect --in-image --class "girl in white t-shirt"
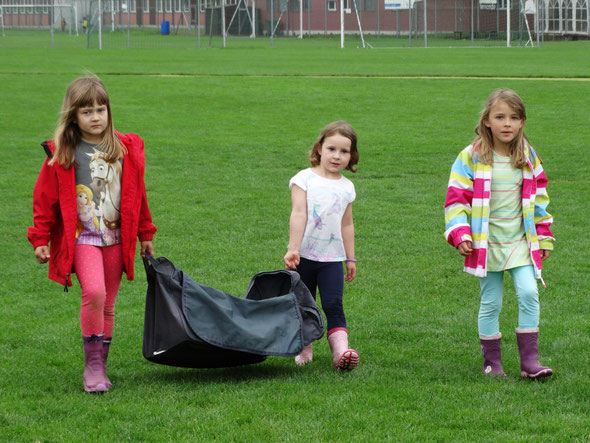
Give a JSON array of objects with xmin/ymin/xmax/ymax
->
[{"xmin": 284, "ymin": 121, "xmax": 360, "ymax": 371}]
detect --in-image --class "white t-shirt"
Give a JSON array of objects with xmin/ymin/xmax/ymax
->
[{"xmin": 289, "ymin": 168, "xmax": 356, "ymax": 262}]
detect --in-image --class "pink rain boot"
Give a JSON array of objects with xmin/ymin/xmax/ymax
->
[
  {"xmin": 479, "ymin": 333, "xmax": 506, "ymax": 377},
  {"xmin": 294, "ymin": 343, "xmax": 313, "ymax": 366},
  {"xmin": 327, "ymin": 329, "xmax": 359, "ymax": 371},
  {"xmin": 516, "ymin": 328, "xmax": 553, "ymax": 379},
  {"xmin": 83, "ymin": 336, "xmax": 109, "ymax": 393},
  {"xmin": 102, "ymin": 337, "xmax": 113, "ymax": 389}
]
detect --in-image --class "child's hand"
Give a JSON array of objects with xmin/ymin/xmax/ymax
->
[
  {"xmin": 540, "ymin": 249, "xmax": 550, "ymax": 261},
  {"xmin": 457, "ymin": 241, "xmax": 473, "ymax": 256},
  {"xmin": 140, "ymin": 241, "xmax": 154, "ymax": 258},
  {"xmin": 284, "ymin": 250, "xmax": 300, "ymax": 270},
  {"xmin": 345, "ymin": 261, "xmax": 356, "ymax": 282},
  {"xmin": 35, "ymin": 245, "xmax": 50, "ymax": 264}
]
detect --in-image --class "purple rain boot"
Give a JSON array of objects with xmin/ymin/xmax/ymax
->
[
  {"xmin": 516, "ymin": 328, "xmax": 553, "ymax": 379},
  {"xmin": 479, "ymin": 333, "xmax": 506, "ymax": 377},
  {"xmin": 83, "ymin": 335, "xmax": 109, "ymax": 393},
  {"xmin": 102, "ymin": 337, "xmax": 113, "ymax": 389}
]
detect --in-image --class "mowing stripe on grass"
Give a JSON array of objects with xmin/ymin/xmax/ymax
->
[
  {"xmin": 3, "ymin": 72, "xmax": 587, "ymax": 81},
  {"xmin": 148, "ymin": 73, "xmax": 590, "ymax": 81}
]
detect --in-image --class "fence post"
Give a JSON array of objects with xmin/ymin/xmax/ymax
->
[
  {"xmin": 424, "ymin": 0, "xmax": 428, "ymax": 48},
  {"xmin": 99, "ymin": 0, "xmax": 103, "ymax": 49},
  {"xmin": 507, "ymin": 0, "xmax": 510, "ymax": 46},
  {"xmin": 409, "ymin": 1, "xmax": 412, "ymax": 46},
  {"xmin": 470, "ymin": 0, "xmax": 473, "ymax": 46}
]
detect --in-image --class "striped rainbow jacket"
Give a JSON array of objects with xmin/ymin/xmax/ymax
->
[{"xmin": 444, "ymin": 143, "xmax": 555, "ymax": 283}]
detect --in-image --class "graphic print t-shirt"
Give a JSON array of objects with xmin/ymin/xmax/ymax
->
[
  {"xmin": 289, "ymin": 168, "xmax": 356, "ymax": 262},
  {"xmin": 74, "ymin": 141, "xmax": 122, "ymax": 247}
]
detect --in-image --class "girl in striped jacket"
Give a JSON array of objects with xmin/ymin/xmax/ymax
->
[{"xmin": 444, "ymin": 89, "xmax": 555, "ymax": 379}]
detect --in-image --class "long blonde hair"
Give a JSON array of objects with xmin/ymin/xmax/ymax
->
[
  {"xmin": 473, "ymin": 89, "xmax": 529, "ymax": 168},
  {"xmin": 310, "ymin": 121, "xmax": 359, "ymax": 173},
  {"xmin": 50, "ymin": 75, "xmax": 126, "ymax": 168}
]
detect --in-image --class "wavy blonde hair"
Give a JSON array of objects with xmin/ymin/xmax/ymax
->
[
  {"xmin": 473, "ymin": 89, "xmax": 530, "ymax": 168},
  {"xmin": 309, "ymin": 121, "xmax": 359, "ymax": 173},
  {"xmin": 50, "ymin": 75, "xmax": 125, "ymax": 168}
]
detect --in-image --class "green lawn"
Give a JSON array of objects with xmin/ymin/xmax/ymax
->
[{"xmin": 1, "ymin": 39, "xmax": 589, "ymax": 441}]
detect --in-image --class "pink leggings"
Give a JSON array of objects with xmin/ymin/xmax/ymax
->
[{"xmin": 74, "ymin": 244, "xmax": 124, "ymax": 338}]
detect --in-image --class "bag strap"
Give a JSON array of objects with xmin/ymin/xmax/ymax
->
[{"xmin": 143, "ymin": 254, "xmax": 158, "ymax": 275}]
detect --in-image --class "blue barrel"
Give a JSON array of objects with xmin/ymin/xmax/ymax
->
[{"xmin": 161, "ymin": 21, "xmax": 170, "ymax": 35}]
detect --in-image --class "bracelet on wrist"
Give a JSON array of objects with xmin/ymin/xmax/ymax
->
[{"xmin": 345, "ymin": 258, "xmax": 357, "ymax": 263}]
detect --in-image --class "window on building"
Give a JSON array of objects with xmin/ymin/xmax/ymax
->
[
  {"xmin": 295, "ymin": 0, "xmax": 311, "ymax": 11},
  {"xmin": 290, "ymin": 0, "xmax": 310, "ymax": 10},
  {"xmin": 547, "ymin": 0, "xmax": 559, "ymax": 30},
  {"xmin": 328, "ymin": 0, "xmax": 336, "ymax": 10},
  {"xmin": 157, "ymin": 0, "xmax": 163, "ymax": 12},
  {"xmin": 577, "ymin": 0, "xmax": 588, "ymax": 32},
  {"xmin": 365, "ymin": 0, "xmax": 376, "ymax": 11},
  {"xmin": 165, "ymin": 0, "xmax": 172, "ymax": 11},
  {"xmin": 143, "ymin": 0, "xmax": 149, "ymax": 12},
  {"xmin": 563, "ymin": 0, "xmax": 573, "ymax": 30}
]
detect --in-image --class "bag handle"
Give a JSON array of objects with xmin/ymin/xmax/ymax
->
[
  {"xmin": 143, "ymin": 253, "xmax": 159, "ymax": 275},
  {"xmin": 143, "ymin": 254, "xmax": 178, "ymax": 278}
]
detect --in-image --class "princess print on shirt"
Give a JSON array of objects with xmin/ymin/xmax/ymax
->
[
  {"xmin": 75, "ymin": 144, "xmax": 123, "ymax": 247},
  {"xmin": 76, "ymin": 184, "xmax": 101, "ymax": 241}
]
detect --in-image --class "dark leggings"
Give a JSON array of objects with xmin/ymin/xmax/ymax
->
[{"xmin": 296, "ymin": 257, "xmax": 346, "ymax": 332}]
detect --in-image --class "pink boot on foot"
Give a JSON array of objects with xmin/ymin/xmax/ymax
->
[
  {"xmin": 83, "ymin": 336, "xmax": 109, "ymax": 393},
  {"xmin": 327, "ymin": 329, "xmax": 359, "ymax": 371},
  {"xmin": 295, "ymin": 343, "xmax": 313, "ymax": 366}
]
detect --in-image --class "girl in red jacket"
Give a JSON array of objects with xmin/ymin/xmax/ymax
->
[{"xmin": 28, "ymin": 75, "xmax": 157, "ymax": 393}]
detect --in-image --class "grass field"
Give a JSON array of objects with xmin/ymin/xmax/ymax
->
[{"xmin": 1, "ymin": 37, "xmax": 590, "ymax": 441}]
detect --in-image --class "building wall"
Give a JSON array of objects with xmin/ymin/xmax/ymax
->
[{"xmin": 259, "ymin": 0, "xmax": 539, "ymax": 35}]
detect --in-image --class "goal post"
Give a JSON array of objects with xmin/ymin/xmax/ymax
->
[{"xmin": 0, "ymin": 3, "xmax": 79, "ymax": 36}]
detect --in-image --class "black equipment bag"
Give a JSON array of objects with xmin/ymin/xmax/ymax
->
[{"xmin": 142, "ymin": 255, "xmax": 324, "ymax": 368}]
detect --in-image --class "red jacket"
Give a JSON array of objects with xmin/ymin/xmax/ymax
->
[{"xmin": 28, "ymin": 132, "xmax": 157, "ymax": 288}]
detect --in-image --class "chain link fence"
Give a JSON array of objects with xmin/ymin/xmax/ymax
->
[{"xmin": 1, "ymin": 0, "xmax": 588, "ymax": 47}]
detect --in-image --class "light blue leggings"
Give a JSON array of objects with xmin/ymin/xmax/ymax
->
[{"xmin": 478, "ymin": 265, "xmax": 539, "ymax": 336}]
